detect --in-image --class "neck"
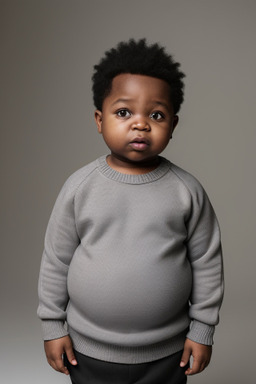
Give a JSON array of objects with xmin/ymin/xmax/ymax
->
[{"xmin": 106, "ymin": 155, "xmax": 161, "ymax": 175}]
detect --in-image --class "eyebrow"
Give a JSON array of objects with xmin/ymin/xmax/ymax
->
[
  {"xmin": 152, "ymin": 101, "xmax": 170, "ymax": 110},
  {"xmin": 111, "ymin": 98, "xmax": 170, "ymax": 109},
  {"xmin": 111, "ymin": 98, "xmax": 134, "ymax": 107}
]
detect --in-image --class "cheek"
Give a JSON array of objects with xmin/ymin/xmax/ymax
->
[
  {"xmin": 103, "ymin": 119, "xmax": 126, "ymax": 138},
  {"xmin": 101, "ymin": 125, "xmax": 123, "ymax": 149},
  {"xmin": 152, "ymin": 128, "xmax": 172, "ymax": 146}
]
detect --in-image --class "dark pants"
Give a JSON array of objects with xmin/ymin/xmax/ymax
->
[{"xmin": 64, "ymin": 350, "xmax": 188, "ymax": 384}]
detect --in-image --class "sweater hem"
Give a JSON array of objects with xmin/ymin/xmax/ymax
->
[{"xmin": 69, "ymin": 327, "xmax": 187, "ymax": 364}]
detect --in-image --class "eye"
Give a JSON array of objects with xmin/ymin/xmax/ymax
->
[
  {"xmin": 150, "ymin": 111, "xmax": 165, "ymax": 120},
  {"xmin": 116, "ymin": 109, "xmax": 131, "ymax": 118}
]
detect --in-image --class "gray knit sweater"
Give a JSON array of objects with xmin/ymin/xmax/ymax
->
[{"xmin": 37, "ymin": 155, "xmax": 224, "ymax": 364}]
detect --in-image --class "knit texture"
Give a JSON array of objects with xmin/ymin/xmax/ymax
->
[{"xmin": 37, "ymin": 156, "xmax": 224, "ymax": 363}]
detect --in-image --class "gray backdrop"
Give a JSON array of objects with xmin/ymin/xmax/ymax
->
[{"xmin": 1, "ymin": 1, "xmax": 255, "ymax": 383}]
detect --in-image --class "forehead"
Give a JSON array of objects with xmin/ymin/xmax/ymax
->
[{"xmin": 108, "ymin": 73, "xmax": 172, "ymax": 105}]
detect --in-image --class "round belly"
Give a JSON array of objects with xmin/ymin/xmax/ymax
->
[{"xmin": 67, "ymin": 246, "xmax": 192, "ymax": 332}]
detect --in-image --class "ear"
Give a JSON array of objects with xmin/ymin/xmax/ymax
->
[
  {"xmin": 94, "ymin": 110, "xmax": 103, "ymax": 134},
  {"xmin": 170, "ymin": 115, "xmax": 179, "ymax": 139}
]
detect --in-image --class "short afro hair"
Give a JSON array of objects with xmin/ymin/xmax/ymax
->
[{"xmin": 92, "ymin": 39, "xmax": 185, "ymax": 114}]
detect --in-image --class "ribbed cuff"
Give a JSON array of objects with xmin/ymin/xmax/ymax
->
[
  {"xmin": 186, "ymin": 320, "xmax": 215, "ymax": 345},
  {"xmin": 41, "ymin": 320, "xmax": 69, "ymax": 341}
]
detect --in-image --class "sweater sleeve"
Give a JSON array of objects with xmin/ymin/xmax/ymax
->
[
  {"xmin": 184, "ymin": 179, "xmax": 224, "ymax": 346},
  {"xmin": 37, "ymin": 178, "xmax": 80, "ymax": 341}
]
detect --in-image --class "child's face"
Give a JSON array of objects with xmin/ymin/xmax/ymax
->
[{"xmin": 95, "ymin": 73, "xmax": 178, "ymax": 173}]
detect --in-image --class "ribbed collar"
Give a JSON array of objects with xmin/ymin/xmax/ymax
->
[{"xmin": 97, "ymin": 155, "xmax": 171, "ymax": 185}]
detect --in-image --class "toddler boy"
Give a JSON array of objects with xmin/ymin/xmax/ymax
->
[{"xmin": 38, "ymin": 39, "xmax": 224, "ymax": 384}]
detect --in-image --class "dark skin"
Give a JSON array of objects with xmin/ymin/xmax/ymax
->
[
  {"xmin": 44, "ymin": 73, "xmax": 212, "ymax": 376},
  {"xmin": 94, "ymin": 74, "xmax": 178, "ymax": 175},
  {"xmin": 44, "ymin": 336, "xmax": 77, "ymax": 375},
  {"xmin": 180, "ymin": 339, "xmax": 212, "ymax": 375},
  {"xmin": 44, "ymin": 336, "xmax": 212, "ymax": 376}
]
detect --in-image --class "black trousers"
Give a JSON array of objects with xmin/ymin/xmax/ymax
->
[{"xmin": 64, "ymin": 350, "xmax": 188, "ymax": 384}]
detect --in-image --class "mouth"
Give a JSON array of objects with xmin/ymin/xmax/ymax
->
[{"xmin": 129, "ymin": 137, "xmax": 150, "ymax": 150}]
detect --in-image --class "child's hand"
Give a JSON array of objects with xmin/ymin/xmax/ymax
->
[
  {"xmin": 180, "ymin": 338, "xmax": 212, "ymax": 375},
  {"xmin": 44, "ymin": 335, "xmax": 77, "ymax": 375}
]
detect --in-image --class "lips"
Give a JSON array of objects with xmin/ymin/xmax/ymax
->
[
  {"xmin": 129, "ymin": 137, "xmax": 150, "ymax": 150},
  {"xmin": 131, "ymin": 137, "xmax": 150, "ymax": 144}
]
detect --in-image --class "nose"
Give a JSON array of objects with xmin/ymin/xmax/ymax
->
[{"xmin": 131, "ymin": 116, "xmax": 150, "ymax": 131}]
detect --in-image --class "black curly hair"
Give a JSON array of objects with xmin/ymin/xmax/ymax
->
[{"xmin": 92, "ymin": 39, "xmax": 185, "ymax": 114}]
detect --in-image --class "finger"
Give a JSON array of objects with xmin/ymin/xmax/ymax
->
[
  {"xmin": 185, "ymin": 366, "xmax": 193, "ymax": 375},
  {"xmin": 65, "ymin": 344, "xmax": 77, "ymax": 366},
  {"xmin": 50, "ymin": 356, "xmax": 70, "ymax": 375},
  {"xmin": 186, "ymin": 358, "xmax": 204, "ymax": 376},
  {"xmin": 180, "ymin": 346, "xmax": 191, "ymax": 368}
]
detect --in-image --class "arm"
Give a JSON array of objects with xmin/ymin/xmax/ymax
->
[
  {"xmin": 37, "ymin": 179, "xmax": 80, "ymax": 372},
  {"xmin": 181, "ymin": 182, "xmax": 224, "ymax": 375}
]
